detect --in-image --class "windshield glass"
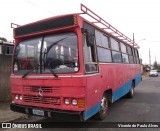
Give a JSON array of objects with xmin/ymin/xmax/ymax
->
[
  {"xmin": 13, "ymin": 32, "xmax": 79, "ymax": 74},
  {"xmin": 14, "ymin": 37, "xmax": 41, "ymax": 74}
]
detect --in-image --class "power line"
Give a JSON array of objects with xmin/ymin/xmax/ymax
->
[
  {"xmin": 147, "ymin": 40, "xmax": 160, "ymax": 42},
  {"xmin": 24, "ymin": 0, "xmax": 57, "ymax": 16}
]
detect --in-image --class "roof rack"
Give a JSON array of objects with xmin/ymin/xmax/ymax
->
[
  {"xmin": 80, "ymin": 4, "xmax": 139, "ymax": 48},
  {"xmin": 11, "ymin": 23, "xmax": 20, "ymax": 28}
]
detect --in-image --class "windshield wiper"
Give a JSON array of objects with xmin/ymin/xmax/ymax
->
[
  {"xmin": 22, "ymin": 64, "xmax": 39, "ymax": 78},
  {"xmin": 42, "ymin": 37, "xmax": 68, "ymax": 78},
  {"xmin": 49, "ymin": 68, "xmax": 58, "ymax": 78},
  {"xmin": 47, "ymin": 37, "xmax": 67, "ymax": 54}
]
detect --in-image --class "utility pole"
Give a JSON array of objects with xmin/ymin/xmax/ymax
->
[
  {"xmin": 133, "ymin": 33, "xmax": 135, "ymax": 47},
  {"xmin": 149, "ymin": 48, "xmax": 151, "ymax": 68}
]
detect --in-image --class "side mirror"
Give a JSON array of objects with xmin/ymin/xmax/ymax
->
[{"xmin": 86, "ymin": 32, "xmax": 95, "ymax": 47}]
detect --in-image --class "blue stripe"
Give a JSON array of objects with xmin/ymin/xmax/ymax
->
[
  {"xmin": 112, "ymin": 73, "xmax": 142, "ymax": 102},
  {"xmin": 135, "ymin": 73, "xmax": 142, "ymax": 87},
  {"xmin": 112, "ymin": 79, "xmax": 132, "ymax": 101},
  {"xmin": 83, "ymin": 101, "xmax": 101, "ymax": 120}
]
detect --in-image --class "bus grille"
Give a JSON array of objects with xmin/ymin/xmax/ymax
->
[
  {"xmin": 23, "ymin": 86, "xmax": 61, "ymax": 94},
  {"xmin": 23, "ymin": 95, "xmax": 61, "ymax": 105}
]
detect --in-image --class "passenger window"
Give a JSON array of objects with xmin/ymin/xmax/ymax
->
[
  {"xmin": 110, "ymin": 38, "xmax": 119, "ymax": 51},
  {"xmin": 122, "ymin": 53, "xmax": 129, "ymax": 63},
  {"xmin": 134, "ymin": 57, "xmax": 137, "ymax": 64},
  {"xmin": 112, "ymin": 51, "xmax": 122, "ymax": 63},
  {"xmin": 127, "ymin": 46, "xmax": 132, "ymax": 55},
  {"xmin": 137, "ymin": 58, "xmax": 140, "ymax": 64},
  {"xmin": 95, "ymin": 30, "xmax": 109, "ymax": 48},
  {"xmin": 132, "ymin": 49, "xmax": 135, "ymax": 56},
  {"xmin": 135, "ymin": 50, "xmax": 139, "ymax": 58},
  {"xmin": 120, "ymin": 42, "xmax": 127, "ymax": 53},
  {"xmin": 97, "ymin": 47, "xmax": 112, "ymax": 62},
  {"xmin": 129, "ymin": 55, "xmax": 134, "ymax": 64}
]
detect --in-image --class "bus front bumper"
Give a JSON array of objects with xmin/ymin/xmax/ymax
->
[{"xmin": 10, "ymin": 103, "xmax": 84, "ymax": 121}]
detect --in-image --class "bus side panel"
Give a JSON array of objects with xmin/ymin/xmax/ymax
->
[
  {"xmin": 99, "ymin": 64, "xmax": 141, "ymax": 102},
  {"xmin": 83, "ymin": 74, "xmax": 102, "ymax": 120},
  {"xmin": 99, "ymin": 64, "xmax": 141, "ymax": 92},
  {"xmin": 83, "ymin": 64, "xmax": 119, "ymax": 120},
  {"xmin": 112, "ymin": 72, "xmax": 141, "ymax": 101},
  {"xmin": 135, "ymin": 73, "xmax": 142, "ymax": 87},
  {"xmin": 83, "ymin": 63, "xmax": 141, "ymax": 120}
]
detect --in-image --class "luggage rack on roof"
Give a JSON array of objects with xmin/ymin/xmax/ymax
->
[
  {"xmin": 11, "ymin": 23, "xmax": 20, "ymax": 28},
  {"xmin": 80, "ymin": 4, "xmax": 139, "ymax": 49}
]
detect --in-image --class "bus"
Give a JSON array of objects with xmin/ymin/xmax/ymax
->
[{"xmin": 10, "ymin": 4, "xmax": 142, "ymax": 121}]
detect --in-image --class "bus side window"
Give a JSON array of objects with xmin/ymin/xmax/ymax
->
[
  {"xmin": 110, "ymin": 38, "xmax": 122, "ymax": 63},
  {"xmin": 83, "ymin": 33, "xmax": 98, "ymax": 73}
]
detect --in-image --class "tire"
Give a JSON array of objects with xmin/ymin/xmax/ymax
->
[
  {"xmin": 126, "ymin": 83, "xmax": 134, "ymax": 98},
  {"xmin": 95, "ymin": 95, "xmax": 109, "ymax": 120}
]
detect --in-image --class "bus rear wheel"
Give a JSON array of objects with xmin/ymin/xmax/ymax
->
[
  {"xmin": 95, "ymin": 95, "xmax": 109, "ymax": 120},
  {"xmin": 126, "ymin": 83, "xmax": 134, "ymax": 98}
]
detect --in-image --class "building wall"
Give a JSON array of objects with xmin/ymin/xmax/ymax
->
[{"xmin": 0, "ymin": 54, "xmax": 12, "ymax": 102}]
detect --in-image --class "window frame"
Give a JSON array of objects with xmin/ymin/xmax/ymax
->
[
  {"xmin": 122, "ymin": 53, "xmax": 129, "ymax": 63},
  {"xmin": 112, "ymin": 50, "xmax": 122, "ymax": 63},
  {"xmin": 83, "ymin": 33, "xmax": 98, "ymax": 74},
  {"xmin": 110, "ymin": 37, "xmax": 120, "ymax": 51},
  {"xmin": 95, "ymin": 30, "xmax": 109, "ymax": 48},
  {"xmin": 97, "ymin": 46, "xmax": 112, "ymax": 63},
  {"xmin": 120, "ymin": 42, "xmax": 127, "ymax": 53},
  {"xmin": 84, "ymin": 22, "xmax": 141, "ymax": 65},
  {"xmin": 95, "ymin": 29, "xmax": 112, "ymax": 63}
]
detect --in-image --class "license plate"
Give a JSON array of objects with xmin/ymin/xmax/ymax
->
[{"xmin": 32, "ymin": 109, "xmax": 44, "ymax": 116}]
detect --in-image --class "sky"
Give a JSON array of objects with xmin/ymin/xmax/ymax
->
[{"xmin": 1, "ymin": 0, "xmax": 160, "ymax": 64}]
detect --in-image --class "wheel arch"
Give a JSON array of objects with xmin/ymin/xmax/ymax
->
[{"xmin": 103, "ymin": 89, "xmax": 112, "ymax": 103}]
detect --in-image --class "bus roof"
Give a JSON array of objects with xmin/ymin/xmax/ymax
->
[
  {"xmin": 12, "ymin": 14, "xmax": 80, "ymax": 38},
  {"xmin": 11, "ymin": 4, "xmax": 139, "ymax": 49}
]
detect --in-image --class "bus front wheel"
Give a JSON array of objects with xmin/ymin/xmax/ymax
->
[{"xmin": 95, "ymin": 95, "xmax": 109, "ymax": 120}]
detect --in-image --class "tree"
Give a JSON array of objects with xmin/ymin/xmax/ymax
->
[
  {"xmin": 157, "ymin": 64, "xmax": 160, "ymax": 71},
  {"xmin": 153, "ymin": 61, "xmax": 158, "ymax": 69},
  {"xmin": 0, "ymin": 37, "xmax": 7, "ymax": 42}
]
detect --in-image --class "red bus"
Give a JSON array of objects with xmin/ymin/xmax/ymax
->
[{"xmin": 10, "ymin": 4, "xmax": 142, "ymax": 121}]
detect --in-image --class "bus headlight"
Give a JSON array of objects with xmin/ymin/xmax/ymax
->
[
  {"xmin": 19, "ymin": 95, "xmax": 23, "ymax": 101},
  {"xmin": 64, "ymin": 98, "xmax": 70, "ymax": 105},
  {"xmin": 15, "ymin": 95, "xmax": 19, "ymax": 100},
  {"xmin": 72, "ymin": 99, "xmax": 77, "ymax": 106}
]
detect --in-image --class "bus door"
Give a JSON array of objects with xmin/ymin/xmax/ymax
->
[{"xmin": 83, "ymin": 22, "xmax": 101, "ymax": 115}]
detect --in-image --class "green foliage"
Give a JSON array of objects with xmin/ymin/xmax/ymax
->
[
  {"xmin": 153, "ymin": 61, "xmax": 160, "ymax": 71},
  {"xmin": 0, "ymin": 37, "xmax": 7, "ymax": 42},
  {"xmin": 153, "ymin": 61, "xmax": 158, "ymax": 69},
  {"xmin": 157, "ymin": 64, "xmax": 160, "ymax": 71}
]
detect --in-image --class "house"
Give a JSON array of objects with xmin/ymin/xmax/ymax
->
[{"xmin": 0, "ymin": 40, "xmax": 14, "ymax": 102}]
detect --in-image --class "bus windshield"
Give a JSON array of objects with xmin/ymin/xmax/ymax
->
[{"xmin": 13, "ymin": 32, "xmax": 79, "ymax": 75}]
